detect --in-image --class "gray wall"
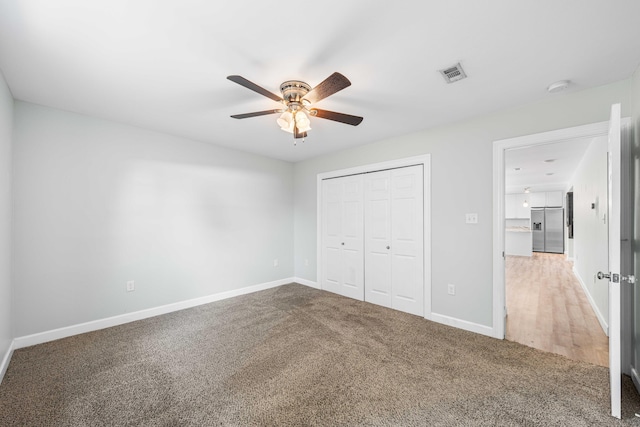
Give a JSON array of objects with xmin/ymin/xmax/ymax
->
[
  {"xmin": 294, "ymin": 80, "xmax": 630, "ymax": 328},
  {"xmin": 0, "ymin": 72, "xmax": 13, "ymax": 361},
  {"xmin": 569, "ymin": 135, "xmax": 609, "ymax": 329},
  {"xmin": 12, "ymin": 102, "xmax": 294, "ymax": 337}
]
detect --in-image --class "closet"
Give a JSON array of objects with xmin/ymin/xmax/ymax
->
[{"xmin": 321, "ymin": 164, "xmax": 424, "ymax": 316}]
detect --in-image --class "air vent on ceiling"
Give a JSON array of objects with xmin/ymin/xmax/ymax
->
[{"xmin": 439, "ymin": 62, "xmax": 467, "ymax": 84}]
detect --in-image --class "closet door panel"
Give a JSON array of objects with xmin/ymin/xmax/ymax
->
[
  {"xmin": 322, "ymin": 179, "xmax": 342, "ymax": 295},
  {"xmin": 364, "ymin": 171, "xmax": 392, "ymax": 308},
  {"xmin": 324, "ymin": 247, "xmax": 341, "ymax": 291},
  {"xmin": 340, "ymin": 175, "xmax": 364, "ymax": 300},
  {"xmin": 391, "ymin": 166, "xmax": 424, "ymax": 316},
  {"xmin": 342, "ymin": 248, "xmax": 362, "ymax": 292},
  {"xmin": 321, "ymin": 175, "xmax": 364, "ymax": 300}
]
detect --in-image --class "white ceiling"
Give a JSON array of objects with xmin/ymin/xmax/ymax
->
[
  {"xmin": 1, "ymin": 1, "xmax": 639, "ymax": 163},
  {"xmin": 504, "ymin": 137, "xmax": 596, "ymax": 194}
]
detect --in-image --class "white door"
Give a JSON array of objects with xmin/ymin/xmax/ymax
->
[
  {"xmin": 390, "ymin": 166, "xmax": 424, "ymax": 316},
  {"xmin": 321, "ymin": 175, "xmax": 364, "ymax": 300},
  {"xmin": 364, "ymin": 166, "xmax": 424, "ymax": 315},
  {"xmin": 364, "ymin": 170, "xmax": 393, "ymax": 307},
  {"xmin": 603, "ymin": 103, "xmax": 622, "ymax": 419}
]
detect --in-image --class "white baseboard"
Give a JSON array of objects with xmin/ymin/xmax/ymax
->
[
  {"xmin": 573, "ymin": 266, "xmax": 608, "ymax": 336},
  {"xmin": 0, "ymin": 340, "xmax": 14, "ymax": 384},
  {"xmin": 292, "ymin": 280, "xmax": 494, "ymax": 340},
  {"xmin": 13, "ymin": 277, "xmax": 295, "ymax": 350},
  {"xmin": 430, "ymin": 312, "xmax": 495, "ymax": 338},
  {"xmin": 293, "ymin": 277, "xmax": 320, "ymax": 289},
  {"xmin": 631, "ymin": 366, "xmax": 640, "ymax": 394}
]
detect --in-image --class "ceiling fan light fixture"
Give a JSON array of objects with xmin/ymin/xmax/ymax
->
[
  {"xmin": 295, "ymin": 111, "xmax": 311, "ymax": 133},
  {"xmin": 277, "ymin": 111, "xmax": 294, "ymax": 133}
]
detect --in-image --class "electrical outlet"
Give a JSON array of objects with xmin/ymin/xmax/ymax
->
[
  {"xmin": 465, "ymin": 213, "xmax": 478, "ymax": 224},
  {"xmin": 447, "ymin": 284, "xmax": 455, "ymax": 295},
  {"xmin": 126, "ymin": 280, "xmax": 135, "ymax": 292},
  {"xmin": 273, "ymin": 259, "xmax": 279, "ymax": 267},
  {"xmin": 304, "ymin": 259, "xmax": 309, "ymax": 267}
]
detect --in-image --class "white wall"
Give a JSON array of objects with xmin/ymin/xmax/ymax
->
[
  {"xmin": 568, "ymin": 135, "xmax": 609, "ymax": 330},
  {"xmin": 0, "ymin": 72, "xmax": 13, "ymax": 368},
  {"xmin": 12, "ymin": 102, "xmax": 294, "ymax": 337},
  {"xmin": 294, "ymin": 79, "xmax": 630, "ymax": 329}
]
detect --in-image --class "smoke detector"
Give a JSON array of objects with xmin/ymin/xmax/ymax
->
[
  {"xmin": 439, "ymin": 62, "xmax": 467, "ymax": 84},
  {"xmin": 547, "ymin": 80, "xmax": 570, "ymax": 93}
]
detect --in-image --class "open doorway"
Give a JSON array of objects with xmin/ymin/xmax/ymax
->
[
  {"xmin": 503, "ymin": 137, "xmax": 609, "ymax": 366},
  {"xmin": 493, "ymin": 108, "xmax": 632, "ymax": 418}
]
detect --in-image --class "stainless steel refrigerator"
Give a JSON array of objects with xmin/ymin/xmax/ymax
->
[{"xmin": 531, "ymin": 208, "xmax": 564, "ymax": 253}]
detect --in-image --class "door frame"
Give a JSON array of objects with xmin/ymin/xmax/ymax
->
[
  {"xmin": 492, "ymin": 119, "xmax": 632, "ymax": 367},
  {"xmin": 316, "ymin": 155, "xmax": 432, "ymax": 319}
]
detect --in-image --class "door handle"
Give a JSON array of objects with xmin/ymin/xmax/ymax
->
[
  {"xmin": 598, "ymin": 271, "xmax": 636, "ymax": 284},
  {"xmin": 597, "ymin": 271, "xmax": 620, "ymax": 283}
]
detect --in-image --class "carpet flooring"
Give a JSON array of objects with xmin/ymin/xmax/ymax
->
[{"xmin": 1, "ymin": 283, "xmax": 639, "ymax": 426}]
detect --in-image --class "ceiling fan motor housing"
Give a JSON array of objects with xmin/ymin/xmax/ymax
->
[{"xmin": 280, "ymin": 80, "xmax": 311, "ymax": 106}]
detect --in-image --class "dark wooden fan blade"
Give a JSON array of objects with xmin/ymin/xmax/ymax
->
[
  {"xmin": 227, "ymin": 75, "xmax": 283, "ymax": 102},
  {"xmin": 304, "ymin": 72, "xmax": 351, "ymax": 104},
  {"xmin": 230, "ymin": 109, "xmax": 281, "ymax": 119},
  {"xmin": 311, "ymin": 109, "xmax": 363, "ymax": 126}
]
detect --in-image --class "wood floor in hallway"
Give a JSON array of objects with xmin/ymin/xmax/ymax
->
[{"xmin": 506, "ymin": 252, "xmax": 609, "ymax": 367}]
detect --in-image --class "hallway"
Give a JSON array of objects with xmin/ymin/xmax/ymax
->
[{"xmin": 506, "ymin": 253, "xmax": 609, "ymax": 366}]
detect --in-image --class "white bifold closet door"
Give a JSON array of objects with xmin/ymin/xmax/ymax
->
[
  {"xmin": 321, "ymin": 174, "xmax": 365, "ymax": 300},
  {"xmin": 364, "ymin": 165, "xmax": 424, "ymax": 316},
  {"xmin": 321, "ymin": 165, "xmax": 424, "ymax": 316}
]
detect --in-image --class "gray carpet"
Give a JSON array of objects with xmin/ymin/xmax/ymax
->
[{"xmin": 1, "ymin": 283, "xmax": 639, "ymax": 426}]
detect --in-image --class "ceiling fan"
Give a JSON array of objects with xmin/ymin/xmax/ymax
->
[{"xmin": 227, "ymin": 72, "xmax": 363, "ymax": 142}]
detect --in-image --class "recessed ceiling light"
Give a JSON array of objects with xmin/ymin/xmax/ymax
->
[
  {"xmin": 514, "ymin": 167, "xmax": 521, "ymax": 171},
  {"xmin": 547, "ymin": 80, "xmax": 570, "ymax": 93},
  {"xmin": 543, "ymin": 159, "xmax": 556, "ymax": 163},
  {"xmin": 546, "ymin": 172, "xmax": 554, "ymax": 176}
]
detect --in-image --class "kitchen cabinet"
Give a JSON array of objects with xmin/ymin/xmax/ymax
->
[
  {"xmin": 530, "ymin": 191, "xmax": 563, "ymax": 207},
  {"xmin": 530, "ymin": 192, "xmax": 546, "ymax": 207},
  {"xmin": 545, "ymin": 191, "xmax": 563, "ymax": 207},
  {"xmin": 506, "ymin": 194, "xmax": 530, "ymax": 219},
  {"xmin": 506, "ymin": 194, "xmax": 517, "ymax": 218},
  {"xmin": 505, "ymin": 228, "xmax": 533, "ymax": 256}
]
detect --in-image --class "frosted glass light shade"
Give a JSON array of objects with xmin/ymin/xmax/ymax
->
[
  {"xmin": 295, "ymin": 111, "xmax": 311, "ymax": 132},
  {"xmin": 277, "ymin": 111, "xmax": 294, "ymax": 133}
]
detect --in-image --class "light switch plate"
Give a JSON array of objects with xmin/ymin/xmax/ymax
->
[{"xmin": 465, "ymin": 213, "xmax": 478, "ymax": 224}]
